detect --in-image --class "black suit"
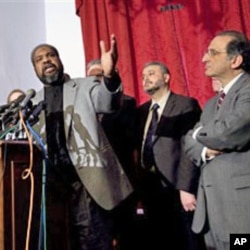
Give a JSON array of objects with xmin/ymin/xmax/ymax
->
[
  {"xmin": 135, "ymin": 92, "xmax": 205, "ymax": 250},
  {"xmin": 101, "ymin": 94, "xmax": 137, "ymax": 184},
  {"xmin": 100, "ymin": 94, "xmax": 138, "ymax": 249}
]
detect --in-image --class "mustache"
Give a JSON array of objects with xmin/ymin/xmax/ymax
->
[{"xmin": 43, "ymin": 63, "xmax": 57, "ymax": 72}]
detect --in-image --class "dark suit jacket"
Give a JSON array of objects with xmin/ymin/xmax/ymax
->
[
  {"xmin": 137, "ymin": 92, "xmax": 201, "ymax": 194},
  {"xmin": 101, "ymin": 94, "xmax": 137, "ymax": 184}
]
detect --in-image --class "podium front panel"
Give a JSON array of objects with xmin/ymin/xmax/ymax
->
[{"xmin": 0, "ymin": 141, "xmax": 42, "ymax": 250}]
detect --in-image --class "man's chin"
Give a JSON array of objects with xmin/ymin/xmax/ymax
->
[
  {"xmin": 40, "ymin": 76, "xmax": 54, "ymax": 85},
  {"xmin": 145, "ymin": 86, "xmax": 160, "ymax": 95},
  {"xmin": 204, "ymin": 69, "xmax": 213, "ymax": 77},
  {"xmin": 40, "ymin": 73, "xmax": 61, "ymax": 85}
]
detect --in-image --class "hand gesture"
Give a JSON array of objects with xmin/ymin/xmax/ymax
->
[{"xmin": 100, "ymin": 34, "xmax": 118, "ymax": 78}]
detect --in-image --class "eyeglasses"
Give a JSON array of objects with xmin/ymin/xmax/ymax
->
[{"xmin": 205, "ymin": 49, "xmax": 227, "ymax": 57}]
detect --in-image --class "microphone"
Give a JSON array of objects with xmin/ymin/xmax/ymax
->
[
  {"xmin": 20, "ymin": 89, "xmax": 36, "ymax": 109},
  {"xmin": 11, "ymin": 94, "xmax": 25, "ymax": 106},
  {"xmin": 0, "ymin": 102, "xmax": 16, "ymax": 114},
  {"xmin": 0, "ymin": 95, "xmax": 32, "ymax": 126},
  {"xmin": 0, "ymin": 104, "xmax": 11, "ymax": 114},
  {"xmin": 27, "ymin": 100, "xmax": 46, "ymax": 125},
  {"xmin": 1, "ymin": 110, "xmax": 19, "ymax": 127},
  {"xmin": 0, "ymin": 92, "xmax": 25, "ymax": 114},
  {"xmin": 0, "ymin": 105, "xmax": 18, "ymax": 121}
]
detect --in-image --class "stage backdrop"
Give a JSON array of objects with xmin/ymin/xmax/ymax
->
[{"xmin": 76, "ymin": 0, "xmax": 250, "ymax": 107}]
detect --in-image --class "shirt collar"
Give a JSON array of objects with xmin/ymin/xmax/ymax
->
[
  {"xmin": 150, "ymin": 90, "xmax": 171, "ymax": 114},
  {"xmin": 223, "ymin": 72, "xmax": 244, "ymax": 94}
]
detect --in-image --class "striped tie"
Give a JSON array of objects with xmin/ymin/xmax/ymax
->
[{"xmin": 217, "ymin": 90, "xmax": 226, "ymax": 109}]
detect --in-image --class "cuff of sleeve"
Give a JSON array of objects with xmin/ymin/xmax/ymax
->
[
  {"xmin": 192, "ymin": 126, "xmax": 203, "ymax": 140},
  {"xmin": 201, "ymin": 147, "xmax": 215, "ymax": 163},
  {"xmin": 103, "ymin": 71, "xmax": 121, "ymax": 92}
]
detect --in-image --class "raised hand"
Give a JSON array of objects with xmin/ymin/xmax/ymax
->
[{"xmin": 100, "ymin": 34, "xmax": 118, "ymax": 78}]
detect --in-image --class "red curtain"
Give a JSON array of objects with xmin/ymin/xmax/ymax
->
[{"xmin": 75, "ymin": 0, "xmax": 250, "ymax": 107}]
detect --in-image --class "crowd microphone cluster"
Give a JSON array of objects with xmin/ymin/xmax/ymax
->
[{"xmin": 0, "ymin": 89, "xmax": 45, "ymax": 140}]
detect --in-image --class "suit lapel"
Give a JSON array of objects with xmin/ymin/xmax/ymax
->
[
  {"xmin": 161, "ymin": 93, "xmax": 176, "ymax": 118},
  {"xmin": 155, "ymin": 93, "xmax": 176, "ymax": 141},
  {"xmin": 218, "ymin": 73, "xmax": 250, "ymax": 113},
  {"xmin": 225, "ymin": 73, "xmax": 249, "ymax": 101},
  {"xmin": 139, "ymin": 101, "xmax": 151, "ymax": 133},
  {"xmin": 140, "ymin": 94, "xmax": 176, "ymax": 145}
]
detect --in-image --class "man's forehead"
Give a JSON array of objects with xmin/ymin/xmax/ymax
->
[
  {"xmin": 209, "ymin": 35, "xmax": 234, "ymax": 48},
  {"xmin": 143, "ymin": 65, "xmax": 160, "ymax": 72},
  {"xmin": 34, "ymin": 46, "xmax": 54, "ymax": 56}
]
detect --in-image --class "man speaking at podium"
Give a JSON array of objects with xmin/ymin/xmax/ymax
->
[{"xmin": 29, "ymin": 34, "xmax": 133, "ymax": 250}]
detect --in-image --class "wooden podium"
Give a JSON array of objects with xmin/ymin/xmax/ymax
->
[
  {"xmin": 0, "ymin": 140, "xmax": 72, "ymax": 250},
  {"xmin": 0, "ymin": 140, "xmax": 43, "ymax": 250}
]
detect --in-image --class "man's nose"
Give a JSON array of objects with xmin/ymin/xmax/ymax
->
[
  {"xmin": 43, "ymin": 56, "xmax": 52, "ymax": 63},
  {"xmin": 202, "ymin": 53, "xmax": 208, "ymax": 63}
]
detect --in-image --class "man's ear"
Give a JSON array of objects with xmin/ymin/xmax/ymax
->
[
  {"xmin": 164, "ymin": 73, "xmax": 170, "ymax": 83},
  {"xmin": 231, "ymin": 54, "xmax": 243, "ymax": 69}
]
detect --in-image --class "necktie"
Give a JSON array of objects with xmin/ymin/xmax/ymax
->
[
  {"xmin": 217, "ymin": 90, "xmax": 226, "ymax": 109},
  {"xmin": 142, "ymin": 103, "xmax": 159, "ymax": 169}
]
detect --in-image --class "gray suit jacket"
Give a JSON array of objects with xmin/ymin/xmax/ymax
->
[
  {"xmin": 184, "ymin": 73, "xmax": 250, "ymax": 241},
  {"xmin": 32, "ymin": 77, "xmax": 133, "ymax": 210}
]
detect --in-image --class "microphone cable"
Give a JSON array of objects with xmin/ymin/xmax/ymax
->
[
  {"xmin": 0, "ymin": 124, "xmax": 19, "ymax": 140},
  {"xmin": 26, "ymin": 121, "xmax": 47, "ymax": 250},
  {"xmin": 18, "ymin": 108, "xmax": 34, "ymax": 250},
  {"xmin": 0, "ymin": 103, "xmax": 47, "ymax": 250}
]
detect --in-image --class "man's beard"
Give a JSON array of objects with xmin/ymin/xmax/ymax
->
[
  {"xmin": 39, "ymin": 68, "xmax": 64, "ymax": 85},
  {"xmin": 145, "ymin": 79, "xmax": 164, "ymax": 95}
]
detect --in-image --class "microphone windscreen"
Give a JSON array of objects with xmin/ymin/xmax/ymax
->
[{"xmin": 20, "ymin": 89, "xmax": 36, "ymax": 108}]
